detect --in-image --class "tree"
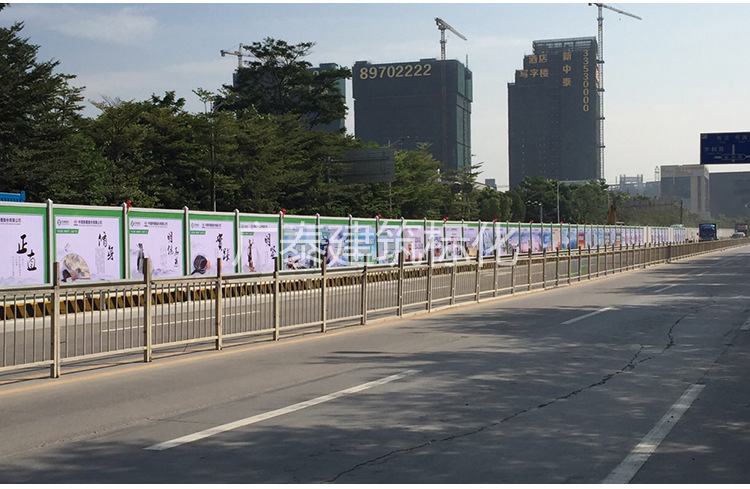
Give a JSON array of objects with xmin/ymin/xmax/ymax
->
[
  {"xmin": 220, "ymin": 38, "xmax": 351, "ymax": 130},
  {"xmin": 476, "ymin": 187, "xmax": 510, "ymax": 222},
  {"xmin": 0, "ymin": 16, "xmax": 87, "ymax": 202},
  {"xmin": 390, "ymin": 146, "xmax": 446, "ymax": 219},
  {"xmin": 568, "ymin": 180, "xmax": 610, "ymax": 224},
  {"xmin": 441, "ymin": 163, "xmax": 482, "ymax": 220}
]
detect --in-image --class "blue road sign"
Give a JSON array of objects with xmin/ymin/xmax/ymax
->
[{"xmin": 701, "ymin": 132, "xmax": 750, "ymax": 164}]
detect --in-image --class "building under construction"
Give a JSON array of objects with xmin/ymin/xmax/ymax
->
[
  {"xmin": 508, "ymin": 37, "xmax": 601, "ymax": 189},
  {"xmin": 352, "ymin": 58, "xmax": 473, "ymax": 172}
]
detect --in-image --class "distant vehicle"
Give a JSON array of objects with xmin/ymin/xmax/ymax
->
[
  {"xmin": 699, "ymin": 222, "xmax": 718, "ymax": 241},
  {"xmin": 731, "ymin": 232, "xmax": 746, "ymax": 239},
  {"xmin": 735, "ymin": 222, "xmax": 748, "ymax": 234}
]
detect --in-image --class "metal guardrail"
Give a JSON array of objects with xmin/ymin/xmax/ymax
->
[{"xmin": 1, "ymin": 238, "xmax": 747, "ymax": 379}]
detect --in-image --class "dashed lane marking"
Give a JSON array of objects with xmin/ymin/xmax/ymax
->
[
  {"xmin": 602, "ymin": 383, "xmax": 705, "ymax": 484},
  {"xmin": 144, "ymin": 369, "xmax": 421, "ymax": 451}
]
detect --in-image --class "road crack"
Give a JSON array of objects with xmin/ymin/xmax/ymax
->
[{"xmin": 324, "ymin": 313, "xmax": 688, "ymax": 482}]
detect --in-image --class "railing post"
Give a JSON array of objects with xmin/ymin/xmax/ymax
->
[
  {"xmin": 493, "ymin": 252, "xmax": 499, "ymax": 298},
  {"xmin": 542, "ymin": 249, "xmax": 547, "ymax": 289},
  {"xmin": 215, "ymin": 258, "xmax": 223, "ymax": 351},
  {"xmin": 587, "ymin": 246, "xmax": 592, "ymax": 280},
  {"xmin": 596, "ymin": 246, "xmax": 601, "ymax": 277},
  {"xmin": 273, "ymin": 260, "xmax": 280, "ymax": 341},
  {"xmin": 427, "ymin": 251, "xmax": 434, "ymax": 311},
  {"xmin": 144, "ymin": 258, "xmax": 152, "ymax": 363},
  {"xmin": 527, "ymin": 249, "xmax": 532, "ymax": 291},
  {"xmin": 361, "ymin": 256, "xmax": 368, "ymax": 325},
  {"xmin": 475, "ymin": 250, "xmax": 481, "ymax": 302},
  {"xmin": 450, "ymin": 256, "xmax": 457, "ymax": 305},
  {"xmin": 321, "ymin": 257, "xmax": 327, "ymax": 333},
  {"xmin": 578, "ymin": 247, "xmax": 582, "ymax": 281},
  {"xmin": 398, "ymin": 251, "xmax": 405, "ymax": 316},
  {"xmin": 510, "ymin": 253, "xmax": 516, "ymax": 295},
  {"xmin": 50, "ymin": 262, "xmax": 61, "ymax": 378},
  {"xmin": 567, "ymin": 247, "xmax": 572, "ymax": 285},
  {"xmin": 624, "ymin": 243, "xmax": 629, "ymax": 271},
  {"xmin": 555, "ymin": 248, "xmax": 560, "ymax": 287}
]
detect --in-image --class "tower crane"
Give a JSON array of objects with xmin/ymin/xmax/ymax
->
[
  {"xmin": 220, "ymin": 44, "xmax": 245, "ymax": 69},
  {"xmin": 588, "ymin": 3, "xmax": 641, "ymax": 180},
  {"xmin": 435, "ymin": 18, "xmax": 466, "ymax": 61}
]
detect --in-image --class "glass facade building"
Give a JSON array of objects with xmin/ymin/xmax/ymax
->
[{"xmin": 352, "ymin": 59, "xmax": 473, "ymax": 171}]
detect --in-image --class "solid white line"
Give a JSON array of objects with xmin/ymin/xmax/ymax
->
[
  {"xmin": 561, "ymin": 307, "xmax": 614, "ymax": 325},
  {"xmin": 602, "ymin": 383, "xmax": 705, "ymax": 484},
  {"xmin": 144, "ymin": 369, "xmax": 420, "ymax": 451}
]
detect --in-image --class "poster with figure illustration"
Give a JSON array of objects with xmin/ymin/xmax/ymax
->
[
  {"xmin": 542, "ymin": 225, "xmax": 553, "ymax": 252},
  {"xmin": 507, "ymin": 224, "xmax": 520, "ymax": 255},
  {"xmin": 520, "ymin": 225, "xmax": 531, "ymax": 254},
  {"xmin": 445, "ymin": 224, "xmax": 464, "ymax": 260},
  {"xmin": 496, "ymin": 223, "xmax": 508, "ymax": 256},
  {"xmin": 319, "ymin": 217, "xmax": 348, "ymax": 268},
  {"xmin": 239, "ymin": 215, "xmax": 279, "ymax": 273},
  {"xmin": 552, "ymin": 225, "xmax": 561, "ymax": 251},
  {"xmin": 350, "ymin": 218, "xmax": 376, "ymax": 264},
  {"xmin": 425, "ymin": 221, "xmax": 444, "ymax": 261},
  {"xmin": 0, "ymin": 204, "xmax": 46, "ymax": 286},
  {"xmin": 463, "ymin": 224, "xmax": 479, "ymax": 258},
  {"xmin": 531, "ymin": 225, "xmax": 543, "ymax": 253},
  {"xmin": 403, "ymin": 222, "xmax": 426, "ymax": 262},
  {"xmin": 481, "ymin": 223, "xmax": 494, "ymax": 257},
  {"xmin": 53, "ymin": 207, "xmax": 123, "ymax": 282},
  {"xmin": 188, "ymin": 214, "xmax": 236, "ymax": 277},
  {"xmin": 376, "ymin": 220, "xmax": 401, "ymax": 265},
  {"xmin": 128, "ymin": 210, "xmax": 184, "ymax": 279},
  {"xmin": 282, "ymin": 216, "xmax": 317, "ymax": 270}
]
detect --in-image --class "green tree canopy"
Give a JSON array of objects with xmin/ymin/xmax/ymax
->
[
  {"xmin": 0, "ymin": 15, "xmax": 87, "ymax": 202},
  {"xmin": 219, "ymin": 38, "xmax": 351, "ymax": 130}
]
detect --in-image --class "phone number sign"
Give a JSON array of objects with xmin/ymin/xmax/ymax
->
[{"xmin": 700, "ymin": 132, "xmax": 750, "ymax": 164}]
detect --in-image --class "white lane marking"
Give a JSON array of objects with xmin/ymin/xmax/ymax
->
[
  {"xmin": 144, "ymin": 369, "xmax": 420, "ymax": 451},
  {"xmin": 561, "ymin": 307, "xmax": 614, "ymax": 325},
  {"xmin": 653, "ymin": 284, "xmax": 677, "ymax": 293},
  {"xmin": 602, "ymin": 383, "xmax": 705, "ymax": 484}
]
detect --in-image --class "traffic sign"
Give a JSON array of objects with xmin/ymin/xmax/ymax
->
[{"xmin": 700, "ymin": 132, "xmax": 750, "ymax": 164}]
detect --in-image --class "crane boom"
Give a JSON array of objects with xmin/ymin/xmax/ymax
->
[
  {"xmin": 592, "ymin": 3, "xmax": 642, "ymax": 20},
  {"xmin": 435, "ymin": 17, "xmax": 466, "ymax": 60},
  {"xmin": 220, "ymin": 43, "xmax": 244, "ymax": 69},
  {"xmin": 588, "ymin": 3, "xmax": 641, "ymax": 180}
]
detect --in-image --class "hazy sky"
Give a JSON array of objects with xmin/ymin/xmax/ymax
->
[{"xmin": 3, "ymin": 2, "xmax": 750, "ymax": 189}]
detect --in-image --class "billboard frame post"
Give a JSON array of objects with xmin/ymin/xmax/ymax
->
[{"xmin": 143, "ymin": 258, "xmax": 152, "ymax": 363}]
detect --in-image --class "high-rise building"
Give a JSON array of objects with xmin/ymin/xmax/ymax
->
[
  {"xmin": 508, "ymin": 37, "xmax": 601, "ymax": 189},
  {"xmin": 660, "ymin": 164, "xmax": 710, "ymax": 219},
  {"xmin": 352, "ymin": 58, "xmax": 472, "ymax": 171}
]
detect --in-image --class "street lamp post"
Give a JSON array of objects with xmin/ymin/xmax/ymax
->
[{"xmin": 528, "ymin": 200, "xmax": 543, "ymax": 223}]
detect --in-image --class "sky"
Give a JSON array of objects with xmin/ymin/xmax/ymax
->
[{"xmin": 3, "ymin": 1, "xmax": 750, "ymax": 190}]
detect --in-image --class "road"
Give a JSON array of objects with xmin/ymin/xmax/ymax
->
[{"xmin": 0, "ymin": 246, "xmax": 748, "ymax": 483}]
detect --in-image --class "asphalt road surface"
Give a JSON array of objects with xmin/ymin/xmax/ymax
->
[{"xmin": 0, "ymin": 246, "xmax": 748, "ymax": 483}]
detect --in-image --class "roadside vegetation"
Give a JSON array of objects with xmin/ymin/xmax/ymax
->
[{"xmin": 0, "ymin": 7, "xmax": 707, "ymax": 226}]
